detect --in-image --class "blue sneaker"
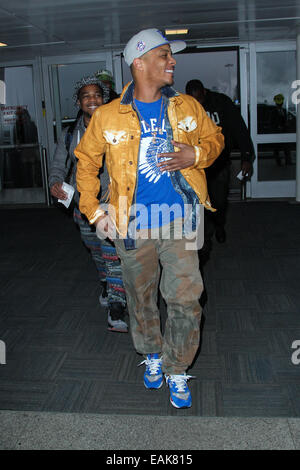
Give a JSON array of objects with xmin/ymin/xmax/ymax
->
[
  {"xmin": 139, "ymin": 353, "xmax": 163, "ymax": 389},
  {"xmin": 165, "ymin": 374, "xmax": 194, "ymax": 408}
]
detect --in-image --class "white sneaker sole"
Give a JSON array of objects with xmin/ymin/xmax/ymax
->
[
  {"xmin": 99, "ymin": 296, "xmax": 108, "ymax": 307},
  {"xmin": 107, "ymin": 317, "xmax": 128, "ymax": 333},
  {"xmin": 170, "ymin": 397, "xmax": 191, "ymax": 409},
  {"xmin": 107, "ymin": 325, "xmax": 128, "ymax": 333}
]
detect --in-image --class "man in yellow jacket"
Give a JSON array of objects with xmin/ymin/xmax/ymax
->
[{"xmin": 75, "ymin": 28, "xmax": 224, "ymax": 409}]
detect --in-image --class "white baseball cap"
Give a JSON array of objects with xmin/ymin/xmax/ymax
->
[{"xmin": 123, "ymin": 28, "xmax": 186, "ymax": 66}]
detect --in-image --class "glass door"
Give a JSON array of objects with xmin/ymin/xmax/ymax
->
[
  {"xmin": 42, "ymin": 53, "xmax": 112, "ymax": 176},
  {"xmin": 0, "ymin": 65, "xmax": 45, "ymax": 204},
  {"xmin": 250, "ymin": 46, "xmax": 297, "ymax": 198}
]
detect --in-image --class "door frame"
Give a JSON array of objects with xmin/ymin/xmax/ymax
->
[
  {"xmin": 0, "ymin": 58, "xmax": 48, "ymax": 203},
  {"xmin": 249, "ymin": 42, "xmax": 296, "ymax": 198},
  {"xmin": 0, "ymin": 58, "xmax": 46, "ymax": 149}
]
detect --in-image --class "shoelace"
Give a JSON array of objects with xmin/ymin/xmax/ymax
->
[
  {"xmin": 168, "ymin": 374, "xmax": 195, "ymax": 392},
  {"xmin": 139, "ymin": 357, "xmax": 162, "ymax": 375}
]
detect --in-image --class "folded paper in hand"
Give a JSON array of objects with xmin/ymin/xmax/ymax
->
[
  {"xmin": 58, "ymin": 182, "xmax": 75, "ymax": 208},
  {"xmin": 236, "ymin": 170, "xmax": 244, "ymax": 181}
]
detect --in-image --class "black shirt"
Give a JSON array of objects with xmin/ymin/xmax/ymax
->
[{"xmin": 201, "ymin": 89, "xmax": 254, "ymax": 173}]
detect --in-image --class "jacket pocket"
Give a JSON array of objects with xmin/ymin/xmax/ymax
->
[
  {"xmin": 103, "ymin": 130, "xmax": 127, "ymax": 145},
  {"xmin": 178, "ymin": 116, "xmax": 197, "ymax": 132}
]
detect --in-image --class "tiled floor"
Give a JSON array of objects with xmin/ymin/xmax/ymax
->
[{"xmin": 0, "ymin": 201, "xmax": 300, "ymax": 417}]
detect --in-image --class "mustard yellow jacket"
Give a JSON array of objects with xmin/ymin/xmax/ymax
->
[{"xmin": 75, "ymin": 82, "xmax": 224, "ymax": 236}]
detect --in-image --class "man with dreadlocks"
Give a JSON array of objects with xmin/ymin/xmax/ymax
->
[{"xmin": 49, "ymin": 75, "xmax": 128, "ymax": 333}]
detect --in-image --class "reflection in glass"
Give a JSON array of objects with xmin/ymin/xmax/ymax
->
[
  {"xmin": 1, "ymin": 147, "xmax": 42, "ymax": 189},
  {"xmin": 0, "ymin": 66, "xmax": 42, "ymax": 198},
  {"xmin": 257, "ymin": 51, "xmax": 296, "ymax": 134},
  {"xmin": 258, "ymin": 143, "xmax": 296, "ymax": 181}
]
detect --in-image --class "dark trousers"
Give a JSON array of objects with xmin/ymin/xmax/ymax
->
[{"xmin": 204, "ymin": 161, "xmax": 231, "ymax": 241}]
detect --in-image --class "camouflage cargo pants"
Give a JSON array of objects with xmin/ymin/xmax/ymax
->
[{"xmin": 114, "ymin": 222, "xmax": 203, "ymax": 374}]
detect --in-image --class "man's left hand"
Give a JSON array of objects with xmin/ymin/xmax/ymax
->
[
  {"xmin": 241, "ymin": 160, "xmax": 252, "ymax": 177},
  {"xmin": 157, "ymin": 140, "xmax": 195, "ymax": 172}
]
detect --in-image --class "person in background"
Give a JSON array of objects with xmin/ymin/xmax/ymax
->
[
  {"xmin": 75, "ymin": 29, "xmax": 224, "ymax": 409},
  {"xmin": 49, "ymin": 75, "xmax": 128, "ymax": 333},
  {"xmin": 95, "ymin": 69, "xmax": 119, "ymax": 101},
  {"xmin": 186, "ymin": 79, "xmax": 254, "ymax": 257},
  {"xmin": 271, "ymin": 93, "xmax": 293, "ymax": 166}
]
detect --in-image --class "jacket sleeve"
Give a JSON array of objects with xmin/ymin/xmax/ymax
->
[
  {"xmin": 191, "ymin": 101, "xmax": 225, "ymax": 170},
  {"xmin": 74, "ymin": 108, "xmax": 107, "ymax": 223},
  {"xmin": 222, "ymin": 95, "xmax": 255, "ymax": 162},
  {"xmin": 48, "ymin": 130, "xmax": 70, "ymax": 188}
]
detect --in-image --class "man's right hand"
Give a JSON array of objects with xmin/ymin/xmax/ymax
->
[
  {"xmin": 95, "ymin": 213, "xmax": 116, "ymax": 241},
  {"xmin": 50, "ymin": 182, "xmax": 67, "ymax": 200}
]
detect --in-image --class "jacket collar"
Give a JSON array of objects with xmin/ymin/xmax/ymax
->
[
  {"xmin": 76, "ymin": 114, "xmax": 86, "ymax": 131},
  {"xmin": 119, "ymin": 81, "xmax": 181, "ymax": 112}
]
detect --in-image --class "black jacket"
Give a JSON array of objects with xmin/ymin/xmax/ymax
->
[{"xmin": 201, "ymin": 89, "xmax": 254, "ymax": 173}]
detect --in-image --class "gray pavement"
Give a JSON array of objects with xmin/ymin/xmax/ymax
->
[{"xmin": 0, "ymin": 410, "xmax": 299, "ymax": 450}]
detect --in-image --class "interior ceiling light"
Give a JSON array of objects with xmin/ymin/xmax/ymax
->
[
  {"xmin": 0, "ymin": 42, "xmax": 7, "ymax": 47},
  {"xmin": 165, "ymin": 29, "xmax": 188, "ymax": 35}
]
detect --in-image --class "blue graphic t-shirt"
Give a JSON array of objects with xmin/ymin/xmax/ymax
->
[{"xmin": 134, "ymin": 97, "xmax": 184, "ymax": 229}]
